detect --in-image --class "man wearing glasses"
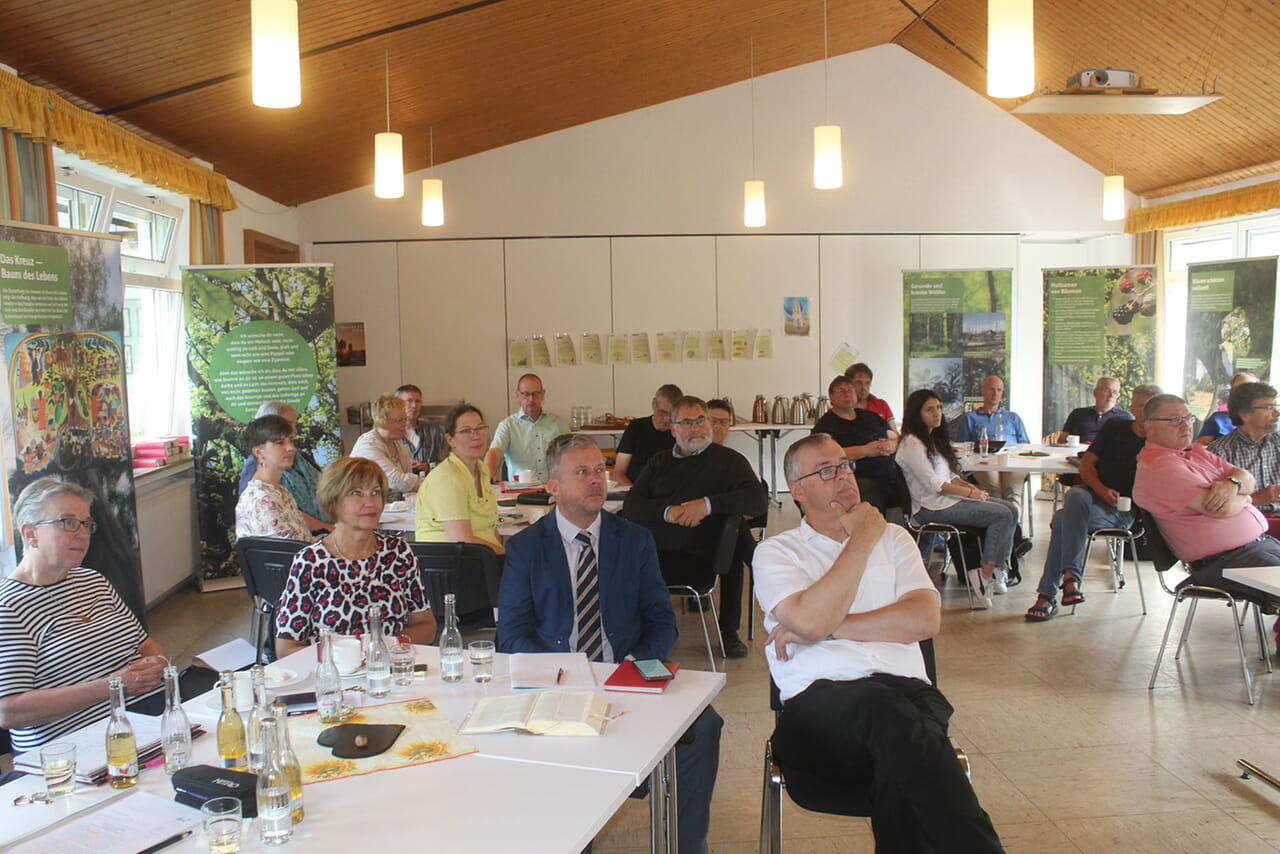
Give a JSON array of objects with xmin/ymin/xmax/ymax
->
[
  {"xmin": 1208, "ymin": 382, "xmax": 1280, "ymax": 537},
  {"xmin": 753, "ymin": 434, "xmax": 1003, "ymax": 851},
  {"xmin": 1135, "ymin": 393, "xmax": 1280, "ymax": 599},
  {"xmin": 485, "ymin": 374, "xmax": 568, "ymax": 483},
  {"xmin": 614, "ymin": 383, "xmax": 682, "ymax": 486},
  {"xmin": 622, "ymin": 396, "xmax": 767, "ymax": 658}
]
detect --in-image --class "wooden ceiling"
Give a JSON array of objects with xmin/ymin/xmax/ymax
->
[{"xmin": 2, "ymin": 0, "xmax": 1277, "ymax": 207}]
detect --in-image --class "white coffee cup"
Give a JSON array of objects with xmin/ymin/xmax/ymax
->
[
  {"xmin": 1115, "ymin": 496, "xmax": 1132, "ymax": 512},
  {"xmin": 1066, "ymin": 434, "xmax": 1080, "ymax": 446},
  {"xmin": 516, "ymin": 468, "xmax": 536, "ymax": 483},
  {"xmin": 331, "ymin": 635, "xmax": 364, "ymax": 675},
  {"xmin": 215, "ymin": 671, "xmax": 253, "ymax": 711}
]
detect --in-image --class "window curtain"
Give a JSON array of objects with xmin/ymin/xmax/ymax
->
[
  {"xmin": 1134, "ymin": 230, "xmax": 1160, "ymax": 266},
  {"xmin": 190, "ymin": 200, "xmax": 225, "ymax": 264},
  {"xmin": 2, "ymin": 127, "xmax": 56, "ymax": 225},
  {"xmin": 1127, "ymin": 179, "xmax": 1280, "ymax": 233},
  {"xmin": 0, "ymin": 71, "xmax": 236, "ymax": 211}
]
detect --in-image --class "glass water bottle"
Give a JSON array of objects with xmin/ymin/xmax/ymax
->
[
  {"xmin": 272, "ymin": 701, "xmax": 305, "ymax": 824},
  {"xmin": 105, "ymin": 676, "xmax": 138, "ymax": 788},
  {"xmin": 215, "ymin": 670, "xmax": 247, "ymax": 770},
  {"xmin": 160, "ymin": 664, "xmax": 192, "ymax": 773},
  {"xmin": 365, "ymin": 607, "xmax": 392, "ymax": 698},
  {"xmin": 316, "ymin": 628, "xmax": 344, "ymax": 723},
  {"xmin": 256, "ymin": 718, "xmax": 294, "ymax": 846},
  {"xmin": 247, "ymin": 665, "xmax": 270, "ymax": 772},
  {"xmin": 439, "ymin": 593, "xmax": 464, "ymax": 682}
]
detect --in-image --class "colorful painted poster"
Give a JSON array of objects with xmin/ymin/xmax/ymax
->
[
  {"xmin": 1042, "ymin": 266, "xmax": 1157, "ymax": 436},
  {"xmin": 335, "ymin": 322, "xmax": 366, "ymax": 366},
  {"xmin": 184, "ymin": 264, "xmax": 337, "ymax": 581},
  {"xmin": 0, "ymin": 221, "xmax": 143, "ymax": 620},
  {"xmin": 903, "ymin": 269, "xmax": 1012, "ymax": 421},
  {"xmin": 1183, "ymin": 257, "xmax": 1278, "ymax": 424},
  {"xmin": 783, "ymin": 297, "xmax": 810, "ymax": 336}
]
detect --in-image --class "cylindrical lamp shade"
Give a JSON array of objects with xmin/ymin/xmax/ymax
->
[
  {"xmin": 421, "ymin": 178, "xmax": 444, "ymax": 227},
  {"xmin": 813, "ymin": 125, "xmax": 843, "ymax": 190},
  {"xmin": 374, "ymin": 132, "xmax": 404, "ymax": 199},
  {"xmin": 1102, "ymin": 175, "xmax": 1126, "ymax": 221},
  {"xmin": 251, "ymin": 0, "xmax": 301, "ymax": 108},
  {"xmin": 987, "ymin": 0, "xmax": 1035, "ymax": 98},
  {"xmin": 743, "ymin": 180, "xmax": 766, "ymax": 228}
]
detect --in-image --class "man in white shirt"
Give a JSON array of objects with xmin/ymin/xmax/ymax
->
[
  {"xmin": 754, "ymin": 434, "xmax": 1002, "ymax": 852},
  {"xmin": 485, "ymin": 373, "xmax": 569, "ymax": 483}
]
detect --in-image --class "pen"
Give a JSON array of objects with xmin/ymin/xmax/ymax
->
[
  {"xmin": 555, "ymin": 667, "xmax": 564, "ymax": 684},
  {"xmin": 135, "ymin": 828, "xmax": 192, "ymax": 854}
]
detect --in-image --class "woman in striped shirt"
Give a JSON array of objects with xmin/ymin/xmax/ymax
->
[{"xmin": 0, "ymin": 478, "xmax": 166, "ymax": 752}]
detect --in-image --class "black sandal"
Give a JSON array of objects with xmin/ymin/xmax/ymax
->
[
  {"xmin": 1061, "ymin": 574, "xmax": 1086, "ymax": 606},
  {"xmin": 1025, "ymin": 597, "xmax": 1058, "ymax": 622}
]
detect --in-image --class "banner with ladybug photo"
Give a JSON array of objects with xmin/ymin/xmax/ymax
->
[{"xmin": 1042, "ymin": 266, "xmax": 1157, "ymax": 437}]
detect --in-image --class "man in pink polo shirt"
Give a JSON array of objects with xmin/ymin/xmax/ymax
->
[{"xmin": 1133, "ymin": 393, "xmax": 1280, "ymax": 601}]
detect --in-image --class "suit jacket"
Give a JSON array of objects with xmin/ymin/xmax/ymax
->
[{"xmin": 497, "ymin": 510, "xmax": 678, "ymax": 661}]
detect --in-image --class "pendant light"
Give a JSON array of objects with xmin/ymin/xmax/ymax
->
[
  {"xmin": 374, "ymin": 53, "xmax": 404, "ymax": 199},
  {"xmin": 422, "ymin": 127, "xmax": 444, "ymax": 227},
  {"xmin": 744, "ymin": 39, "xmax": 766, "ymax": 228},
  {"xmin": 987, "ymin": 0, "xmax": 1035, "ymax": 99},
  {"xmin": 812, "ymin": 0, "xmax": 843, "ymax": 189},
  {"xmin": 1102, "ymin": 119, "xmax": 1125, "ymax": 221},
  {"xmin": 251, "ymin": 0, "xmax": 301, "ymax": 108}
]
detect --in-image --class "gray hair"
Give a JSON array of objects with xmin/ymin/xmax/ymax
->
[
  {"xmin": 14, "ymin": 477, "xmax": 94, "ymax": 530},
  {"xmin": 255, "ymin": 400, "xmax": 298, "ymax": 420},
  {"xmin": 1143, "ymin": 393, "xmax": 1185, "ymax": 419},
  {"xmin": 1228, "ymin": 382, "xmax": 1278, "ymax": 426},
  {"xmin": 1131, "ymin": 383, "xmax": 1163, "ymax": 400},
  {"xmin": 545, "ymin": 433, "xmax": 600, "ymax": 479},
  {"xmin": 653, "ymin": 384, "xmax": 683, "ymax": 406},
  {"xmin": 783, "ymin": 433, "xmax": 836, "ymax": 483}
]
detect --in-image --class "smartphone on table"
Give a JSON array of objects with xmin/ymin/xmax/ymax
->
[{"xmin": 633, "ymin": 658, "xmax": 675, "ymax": 681}]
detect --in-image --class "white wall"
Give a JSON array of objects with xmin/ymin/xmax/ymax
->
[{"xmin": 222, "ymin": 180, "xmax": 300, "ymax": 266}]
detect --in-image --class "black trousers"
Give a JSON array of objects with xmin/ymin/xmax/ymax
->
[{"xmin": 772, "ymin": 676, "xmax": 1004, "ymax": 854}]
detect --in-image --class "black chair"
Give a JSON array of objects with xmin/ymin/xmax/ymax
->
[
  {"xmin": 409, "ymin": 541, "xmax": 504, "ymax": 634},
  {"xmin": 1140, "ymin": 509, "xmax": 1273, "ymax": 705},
  {"xmin": 891, "ymin": 463, "xmax": 983, "ymax": 609},
  {"xmin": 657, "ymin": 515, "xmax": 741, "ymax": 673},
  {"xmin": 759, "ymin": 638, "xmax": 969, "ymax": 851},
  {"xmin": 235, "ymin": 536, "xmax": 310, "ymax": 664},
  {"xmin": 1082, "ymin": 516, "xmax": 1147, "ymax": 614}
]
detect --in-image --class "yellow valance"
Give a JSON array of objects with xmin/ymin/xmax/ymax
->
[
  {"xmin": 1127, "ymin": 179, "xmax": 1280, "ymax": 234},
  {"xmin": 0, "ymin": 72, "xmax": 237, "ymax": 211}
]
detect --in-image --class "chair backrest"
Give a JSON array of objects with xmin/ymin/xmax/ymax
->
[
  {"xmin": 711, "ymin": 514, "xmax": 743, "ymax": 576},
  {"xmin": 235, "ymin": 536, "xmax": 310, "ymax": 605},
  {"xmin": 890, "ymin": 462, "xmax": 915, "ymax": 523},
  {"xmin": 746, "ymin": 479, "xmax": 770, "ymax": 532},
  {"xmin": 769, "ymin": 637, "xmax": 937, "ymax": 712},
  {"xmin": 1137, "ymin": 508, "xmax": 1183, "ymax": 574},
  {"xmin": 408, "ymin": 540, "xmax": 503, "ymax": 626}
]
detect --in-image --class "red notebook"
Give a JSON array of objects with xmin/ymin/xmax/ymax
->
[{"xmin": 603, "ymin": 660, "xmax": 680, "ymax": 694}]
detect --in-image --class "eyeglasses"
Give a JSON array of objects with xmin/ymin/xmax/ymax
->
[
  {"xmin": 1147, "ymin": 415, "xmax": 1197, "ymax": 426},
  {"xmin": 34, "ymin": 516, "xmax": 97, "ymax": 534},
  {"xmin": 795, "ymin": 460, "xmax": 857, "ymax": 482},
  {"xmin": 452, "ymin": 425, "xmax": 489, "ymax": 438},
  {"xmin": 1250, "ymin": 403, "xmax": 1280, "ymax": 413},
  {"xmin": 708, "ymin": 417, "xmax": 732, "ymax": 426},
  {"xmin": 675, "ymin": 417, "xmax": 707, "ymax": 428},
  {"xmin": 517, "ymin": 390, "xmax": 545, "ymax": 398}
]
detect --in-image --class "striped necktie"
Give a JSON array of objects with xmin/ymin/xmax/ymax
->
[{"xmin": 575, "ymin": 531, "xmax": 603, "ymax": 661}]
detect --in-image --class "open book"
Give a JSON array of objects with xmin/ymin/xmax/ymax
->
[{"xmin": 458, "ymin": 691, "xmax": 611, "ymax": 736}]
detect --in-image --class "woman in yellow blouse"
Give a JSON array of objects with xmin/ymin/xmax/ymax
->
[{"xmin": 415, "ymin": 403, "xmax": 504, "ymax": 554}]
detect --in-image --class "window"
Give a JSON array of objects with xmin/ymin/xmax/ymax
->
[
  {"xmin": 1167, "ymin": 232, "xmax": 1234, "ymax": 272},
  {"xmin": 55, "ymin": 182, "xmax": 103, "ymax": 231},
  {"xmin": 111, "ymin": 201, "xmax": 176, "ymax": 262},
  {"xmin": 124, "ymin": 284, "xmax": 189, "ymax": 439},
  {"xmin": 1246, "ymin": 224, "xmax": 1280, "ymax": 258}
]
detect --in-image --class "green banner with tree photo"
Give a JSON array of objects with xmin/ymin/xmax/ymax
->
[
  {"xmin": 1183, "ymin": 256, "xmax": 1278, "ymax": 426},
  {"xmin": 903, "ymin": 269, "xmax": 1012, "ymax": 422},
  {"xmin": 184, "ymin": 264, "xmax": 337, "ymax": 582},
  {"xmin": 1041, "ymin": 266, "xmax": 1156, "ymax": 437}
]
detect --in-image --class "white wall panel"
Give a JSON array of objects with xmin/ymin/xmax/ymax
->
[
  {"xmin": 503, "ymin": 238, "xmax": 615, "ymax": 420},
  {"xmin": 397, "ymin": 241, "xmax": 508, "ymax": 425},
  {"xmin": 610, "ymin": 237, "xmax": 718, "ymax": 416}
]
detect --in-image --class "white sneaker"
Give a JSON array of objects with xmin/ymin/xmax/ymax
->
[
  {"xmin": 992, "ymin": 568, "xmax": 1008, "ymax": 595},
  {"xmin": 966, "ymin": 569, "xmax": 992, "ymax": 610}
]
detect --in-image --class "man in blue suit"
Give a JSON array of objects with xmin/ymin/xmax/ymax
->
[{"xmin": 498, "ymin": 433, "xmax": 723, "ymax": 854}]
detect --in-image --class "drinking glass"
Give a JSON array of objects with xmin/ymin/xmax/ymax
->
[
  {"xmin": 202, "ymin": 796, "xmax": 243, "ymax": 854},
  {"xmin": 40, "ymin": 742, "xmax": 76, "ymax": 799},
  {"xmin": 469, "ymin": 640, "xmax": 495, "ymax": 683},
  {"xmin": 389, "ymin": 640, "xmax": 416, "ymax": 686}
]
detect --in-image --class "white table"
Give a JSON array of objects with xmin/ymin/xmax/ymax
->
[
  {"xmin": 958, "ymin": 443, "xmax": 1082, "ymax": 475},
  {"xmin": 180, "ymin": 646, "xmax": 725, "ymax": 852},
  {"xmin": 1223, "ymin": 566, "xmax": 1280, "ymax": 598},
  {"xmin": 378, "ymin": 499, "xmax": 624, "ymax": 537}
]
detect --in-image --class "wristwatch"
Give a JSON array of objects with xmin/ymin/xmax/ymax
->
[{"xmin": 1228, "ymin": 476, "xmax": 1244, "ymax": 493}]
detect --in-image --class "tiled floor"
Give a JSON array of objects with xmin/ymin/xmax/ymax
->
[{"xmin": 144, "ymin": 497, "xmax": 1280, "ymax": 852}]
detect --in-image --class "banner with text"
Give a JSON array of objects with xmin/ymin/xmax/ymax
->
[
  {"xmin": 1183, "ymin": 256, "xmax": 1279, "ymax": 424},
  {"xmin": 0, "ymin": 220, "xmax": 145, "ymax": 620},
  {"xmin": 1042, "ymin": 266, "xmax": 1157, "ymax": 436},
  {"xmin": 903, "ymin": 269, "xmax": 1012, "ymax": 422},
  {"xmin": 184, "ymin": 265, "xmax": 337, "ymax": 581}
]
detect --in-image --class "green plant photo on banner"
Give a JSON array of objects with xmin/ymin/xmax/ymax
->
[{"xmin": 184, "ymin": 264, "xmax": 337, "ymax": 581}]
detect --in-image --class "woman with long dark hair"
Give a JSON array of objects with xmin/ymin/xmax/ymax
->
[{"xmin": 897, "ymin": 389, "xmax": 1018, "ymax": 607}]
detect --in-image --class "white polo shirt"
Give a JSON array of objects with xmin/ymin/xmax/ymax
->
[{"xmin": 753, "ymin": 520, "xmax": 938, "ymax": 702}]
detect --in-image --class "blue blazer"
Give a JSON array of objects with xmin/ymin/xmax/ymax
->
[{"xmin": 497, "ymin": 510, "xmax": 677, "ymax": 661}]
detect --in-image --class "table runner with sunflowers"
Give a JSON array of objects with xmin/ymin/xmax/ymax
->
[{"xmin": 290, "ymin": 697, "xmax": 477, "ymax": 784}]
